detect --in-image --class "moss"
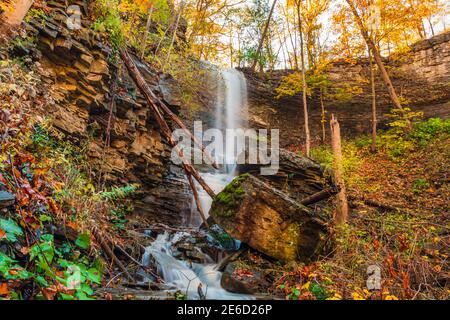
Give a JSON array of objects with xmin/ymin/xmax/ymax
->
[{"xmin": 211, "ymin": 174, "xmax": 249, "ymax": 218}]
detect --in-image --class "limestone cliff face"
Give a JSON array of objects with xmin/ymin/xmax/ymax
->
[
  {"xmin": 244, "ymin": 32, "xmax": 450, "ymax": 149},
  {"xmin": 17, "ymin": 0, "xmax": 193, "ymax": 225}
]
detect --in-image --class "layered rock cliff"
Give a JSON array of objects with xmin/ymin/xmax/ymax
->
[
  {"xmin": 11, "ymin": 0, "xmax": 196, "ymax": 225},
  {"xmin": 244, "ymin": 32, "xmax": 450, "ymax": 149}
]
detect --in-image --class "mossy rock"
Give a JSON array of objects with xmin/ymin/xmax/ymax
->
[{"xmin": 210, "ymin": 174, "xmax": 331, "ymax": 262}]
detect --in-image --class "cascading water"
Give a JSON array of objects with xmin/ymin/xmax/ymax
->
[
  {"xmin": 143, "ymin": 232, "xmax": 252, "ymax": 300},
  {"xmin": 194, "ymin": 68, "xmax": 249, "ymax": 224},
  {"xmin": 142, "ymin": 69, "xmax": 251, "ymax": 300}
]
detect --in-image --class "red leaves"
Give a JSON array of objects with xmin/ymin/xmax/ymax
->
[
  {"xmin": 0, "ymin": 173, "xmax": 8, "ymax": 186},
  {"xmin": 232, "ymin": 268, "xmax": 254, "ymax": 279}
]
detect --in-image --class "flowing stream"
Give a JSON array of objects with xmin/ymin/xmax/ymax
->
[{"xmin": 143, "ymin": 69, "xmax": 252, "ymax": 300}]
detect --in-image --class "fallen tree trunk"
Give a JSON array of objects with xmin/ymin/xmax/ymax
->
[
  {"xmin": 129, "ymin": 55, "xmax": 218, "ymax": 168},
  {"xmin": 300, "ymin": 187, "xmax": 339, "ymax": 206},
  {"xmin": 210, "ymin": 174, "xmax": 331, "ymax": 262},
  {"xmin": 120, "ymin": 49, "xmax": 215, "ymax": 198},
  {"xmin": 238, "ymin": 148, "xmax": 333, "ymax": 204}
]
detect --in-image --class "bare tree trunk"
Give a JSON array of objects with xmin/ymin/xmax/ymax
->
[
  {"xmin": 187, "ymin": 174, "xmax": 209, "ymax": 229},
  {"xmin": 162, "ymin": 1, "xmax": 184, "ymax": 71},
  {"xmin": 330, "ymin": 114, "xmax": 348, "ymax": 224},
  {"xmin": 140, "ymin": 6, "xmax": 154, "ymax": 60},
  {"xmin": 297, "ymin": 2, "xmax": 311, "ymax": 157},
  {"xmin": 345, "ymin": 0, "xmax": 410, "ymax": 129},
  {"xmin": 120, "ymin": 50, "xmax": 216, "ymax": 198},
  {"xmin": 368, "ymin": 46, "xmax": 377, "ymax": 152},
  {"xmin": 427, "ymin": 17, "xmax": 435, "ymax": 37},
  {"xmin": 320, "ymin": 89, "xmax": 326, "ymax": 143},
  {"xmin": 283, "ymin": 3, "xmax": 299, "ymax": 70},
  {"xmin": 251, "ymin": 0, "xmax": 278, "ymax": 72},
  {"xmin": 0, "ymin": 0, "xmax": 34, "ymax": 37}
]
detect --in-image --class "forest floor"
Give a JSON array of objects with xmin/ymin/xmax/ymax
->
[{"xmin": 245, "ymin": 118, "xmax": 449, "ymax": 300}]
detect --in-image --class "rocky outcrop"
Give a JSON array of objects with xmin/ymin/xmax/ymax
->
[
  {"xmin": 13, "ymin": 0, "xmax": 194, "ymax": 225},
  {"xmin": 244, "ymin": 32, "xmax": 450, "ymax": 148},
  {"xmin": 210, "ymin": 173, "xmax": 331, "ymax": 262}
]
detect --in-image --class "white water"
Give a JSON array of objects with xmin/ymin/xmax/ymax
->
[
  {"xmin": 143, "ymin": 69, "xmax": 251, "ymax": 300},
  {"xmin": 143, "ymin": 232, "xmax": 253, "ymax": 300},
  {"xmin": 191, "ymin": 68, "xmax": 249, "ymax": 226}
]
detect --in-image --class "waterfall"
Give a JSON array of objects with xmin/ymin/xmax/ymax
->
[
  {"xmin": 189, "ymin": 68, "xmax": 249, "ymax": 226},
  {"xmin": 142, "ymin": 69, "xmax": 253, "ymax": 300}
]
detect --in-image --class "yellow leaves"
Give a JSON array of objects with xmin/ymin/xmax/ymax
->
[
  {"xmin": 301, "ymin": 281, "xmax": 311, "ymax": 290},
  {"xmin": 385, "ymin": 295, "xmax": 399, "ymax": 300},
  {"xmin": 351, "ymin": 292, "xmax": 365, "ymax": 300},
  {"xmin": 275, "ymin": 72, "xmax": 304, "ymax": 99},
  {"xmin": 326, "ymin": 292, "xmax": 342, "ymax": 300}
]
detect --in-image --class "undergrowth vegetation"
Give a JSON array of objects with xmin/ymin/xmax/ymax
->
[
  {"xmin": 0, "ymin": 58, "xmax": 138, "ymax": 300},
  {"xmin": 273, "ymin": 117, "xmax": 450, "ymax": 300}
]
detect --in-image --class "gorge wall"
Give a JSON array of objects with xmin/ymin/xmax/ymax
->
[
  {"xmin": 11, "ymin": 0, "xmax": 195, "ymax": 225},
  {"xmin": 244, "ymin": 31, "xmax": 450, "ymax": 149}
]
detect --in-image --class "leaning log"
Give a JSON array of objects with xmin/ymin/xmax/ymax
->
[
  {"xmin": 120, "ymin": 49, "xmax": 215, "ymax": 198},
  {"xmin": 238, "ymin": 148, "xmax": 334, "ymax": 204},
  {"xmin": 210, "ymin": 174, "xmax": 330, "ymax": 262}
]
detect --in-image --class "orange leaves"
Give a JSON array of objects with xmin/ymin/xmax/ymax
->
[
  {"xmin": 20, "ymin": 246, "xmax": 31, "ymax": 255},
  {"xmin": 397, "ymin": 234, "xmax": 410, "ymax": 252},
  {"xmin": 0, "ymin": 283, "xmax": 10, "ymax": 296},
  {"xmin": 42, "ymin": 286, "xmax": 58, "ymax": 300},
  {"xmin": 385, "ymin": 253, "xmax": 398, "ymax": 278},
  {"xmin": 0, "ymin": 228, "xmax": 6, "ymax": 240}
]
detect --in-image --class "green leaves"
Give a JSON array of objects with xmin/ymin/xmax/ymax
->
[
  {"xmin": 0, "ymin": 218, "xmax": 23, "ymax": 242},
  {"xmin": 75, "ymin": 232, "xmax": 91, "ymax": 249},
  {"xmin": 30, "ymin": 234, "xmax": 55, "ymax": 271},
  {"xmin": 310, "ymin": 282, "xmax": 328, "ymax": 300}
]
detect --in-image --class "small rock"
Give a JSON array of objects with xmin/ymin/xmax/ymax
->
[
  {"xmin": 176, "ymin": 243, "xmax": 194, "ymax": 253},
  {"xmin": 0, "ymin": 191, "xmax": 15, "ymax": 208}
]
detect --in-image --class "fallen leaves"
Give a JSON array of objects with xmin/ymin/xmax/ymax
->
[{"xmin": 0, "ymin": 283, "xmax": 10, "ymax": 296}]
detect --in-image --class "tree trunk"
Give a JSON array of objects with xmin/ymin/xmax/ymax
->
[
  {"xmin": 0, "ymin": 0, "xmax": 34, "ymax": 36},
  {"xmin": 320, "ymin": 90, "xmax": 326, "ymax": 143},
  {"xmin": 187, "ymin": 174, "xmax": 209, "ymax": 229},
  {"xmin": 140, "ymin": 6, "xmax": 154, "ymax": 59},
  {"xmin": 251, "ymin": 0, "xmax": 278, "ymax": 72},
  {"xmin": 297, "ymin": 2, "xmax": 311, "ymax": 157},
  {"xmin": 369, "ymin": 46, "xmax": 377, "ymax": 152},
  {"xmin": 345, "ymin": 0, "xmax": 409, "ymax": 129},
  {"xmin": 120, "ymin": 50, "xmax": 215, "ymax": 198},
  {"xmin": 330, "ymin": 114, "xmax": 348, "ymax": 224},
  {"xmin": 162, "ymin": 1, "xmax": 184, "ymax": 71}
]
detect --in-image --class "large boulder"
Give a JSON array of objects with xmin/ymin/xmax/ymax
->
[
  {"xmin": 238, "ymin": 148, "xmax": 332, "ymax": 202},
  {"xmin": 210, "ymin": 174, "xmax": 331, "ymax": 262},
  {"xmin": 221, "ymin": 262, "xmax": 268, "ymax": 294}
]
